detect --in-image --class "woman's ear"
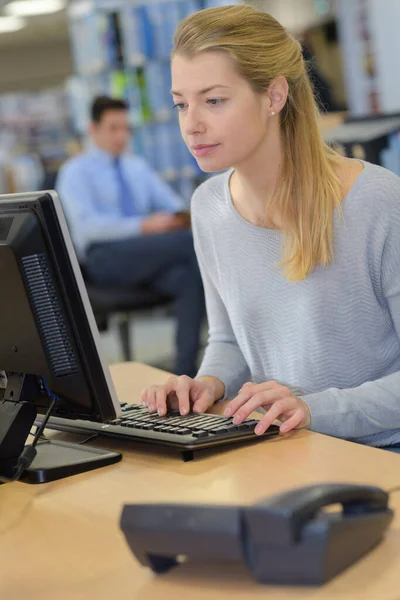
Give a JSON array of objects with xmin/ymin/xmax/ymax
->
[{"xmin": 267, "ymin": 76, "xmax": 289, "ymax": 116}]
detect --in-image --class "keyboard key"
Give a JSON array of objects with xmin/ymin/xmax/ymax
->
[
  {"xmin": 239, "ymin": 421, "xmax": 258, "ymax": 430},
  {"xmin": 207, "ymin": 426, "xmax": 229, "ymax": 434},
  {"xmin": 224, "ymin": 426, "xmax": 241, "ymax": 433},
  {"xmin": 179, "ymin": 417, "xmax": 207, "ymax": 426},
  {"xmin": 203, "ymin": 423, "xmax": 229, "ymax": 432},
  {"xmin": 192, "ymin": 431, "xmax": 209, "ymax": 438},
  {"xmin": 162, "ymin": 418, "xmax": 183, "ymax": 426}
]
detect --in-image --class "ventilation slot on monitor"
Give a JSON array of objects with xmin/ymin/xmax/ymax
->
[
  {"xmin": 21, "ymin": 254, "xmax": 79, "ymax": 377},
  {"xmin": 0, "ymin": 216, "xmax": 14, "ymax": 241}
]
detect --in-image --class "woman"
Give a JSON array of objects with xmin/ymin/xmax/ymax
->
[{"xmin": 141, "ymin": 5, "xmax": 400, "ymax": 450}]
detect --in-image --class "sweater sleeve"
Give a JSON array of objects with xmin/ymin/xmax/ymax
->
[
  {"xmin": 191, "ymin": 190, "xmax": 250, "ymax": 399},
  {"xmin": 301, "ymin": 192, "xmax": 400, "ymax": 442}
]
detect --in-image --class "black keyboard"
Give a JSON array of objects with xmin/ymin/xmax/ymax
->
[{"xmin": 39, "ymin": 403, "xmax": 280, "ymax": 459}]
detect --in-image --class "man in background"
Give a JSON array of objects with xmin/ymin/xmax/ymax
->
[{"xmin": 56, "ymin": 96, "xmax": 204, "ymax": 377}]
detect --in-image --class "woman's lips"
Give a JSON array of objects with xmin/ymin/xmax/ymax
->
[{"xmin": 192, "ymin": 144, "xmax": 220, "ymax": 157}]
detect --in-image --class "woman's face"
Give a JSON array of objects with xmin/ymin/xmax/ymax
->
[{"xmin": 171, "ymin": 51, "xmax": 271, "ymax": 173}]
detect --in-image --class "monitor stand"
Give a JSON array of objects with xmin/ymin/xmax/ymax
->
[
  {"xmin": 0, "ymin": 373, "xmax": 121, "ymax": 484},
  {"xmin": 20, "ymin": 439, "xmax": 122, "ymax": 484}
]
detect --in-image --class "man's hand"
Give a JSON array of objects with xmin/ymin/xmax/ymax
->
[
  {"xmin": 141, "ymin": 212, "xmax": 185, "ymax": 235},
  {"xmin": 224, "ymin": 381, "xmax": 311, "ymax": 435}
]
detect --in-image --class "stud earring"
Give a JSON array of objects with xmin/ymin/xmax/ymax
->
[{"xmin": 270, "ymin": 111, "xmax": 276, "ymax": 116}]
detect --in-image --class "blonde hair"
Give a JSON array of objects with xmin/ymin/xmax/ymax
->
[{"xmin": 172, "ymin": 4, "xmax": 344, "ymax": 281}]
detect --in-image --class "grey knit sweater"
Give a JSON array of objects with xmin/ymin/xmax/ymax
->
[{"xmin": 192, "ymin": 161, "xmax": 400, "ymax": 447}]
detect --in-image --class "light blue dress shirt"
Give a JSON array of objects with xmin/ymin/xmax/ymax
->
[{"xmin": 56, "ymin": 147, "xmax": 185, "ymax": 261}]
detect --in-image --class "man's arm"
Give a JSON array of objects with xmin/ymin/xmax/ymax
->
[{"xmin": 56, "ymin": 161, "xmax": 145, "ymax": 257}]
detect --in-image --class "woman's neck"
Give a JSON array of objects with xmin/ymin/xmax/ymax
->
[{"xmin": 230, "ymin": 122, "xmax": 284, "ymax": 228}]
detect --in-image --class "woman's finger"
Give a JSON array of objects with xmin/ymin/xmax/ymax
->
[
  {"xmin": 155, "ymin": 386, "xmax": 168, "ymax": 416},
  {"xmin": 254, "ymin": 401, "xmax": 286, "ymax": 435},
  {"xmin": 279, "ymin": 409, "xmax": 304, "ymax": 433},
  {"xmin": 224, "ymin": 388, "xmax": 255, "ymax": 417},
  {"xmin": 175, "ymin": 375, "xmax": 191, "ymax": 415},
  {"xmin": 146, "ymin": 377, "xmax": 178, "ymax": 415},
  {"xmin": 224, "ymin": 381, "xmax": 283, "ymax": 418},
  {"xmin": 192, "ymin": 389, "xmax": 214, "ymax": 413},
  {"xmin": 232, "ymin": 389, "xmax": 286, "ymax": 423},
  {"xmin": 146, "ymin": 386, "xmax": 158, "ymax": 412},
  {"xmin": 140, "ymin": 388, "xmax": 148, "ymax": 404}
]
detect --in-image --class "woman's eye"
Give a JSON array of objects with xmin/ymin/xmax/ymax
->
[
  {"xmin": 207, "ymin": 99, "xmax": 226, "ymax": 106},
  {"xmin": 172, "ymin": 99, "xmax": 226, "ymax": 111}
]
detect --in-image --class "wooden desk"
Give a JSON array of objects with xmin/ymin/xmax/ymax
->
[{"xmin": 1, "ymin": 362, "xmax": 400, "ymax": 600}]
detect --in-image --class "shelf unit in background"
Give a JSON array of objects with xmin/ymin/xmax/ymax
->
[
  {"xmin": 67, "ymin": 0, "xmax": 240, "ymax": 202},
  {"xmin": 0, "ymin": 88, "xmax": 72, "ymax": 194},
  {"xmin": 333, "ymin": 0, "xmax": 400, "ymax": 174}
]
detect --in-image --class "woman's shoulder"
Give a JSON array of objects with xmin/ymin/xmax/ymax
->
[
  {"xmin": 357, "ymin": 160, "xmax": 400, "ymax": 198},
  {"xmin": 345, "ymin": 160, "xmax": 400, "ymax": 218}
]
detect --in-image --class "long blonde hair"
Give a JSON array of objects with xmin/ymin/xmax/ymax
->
[{"xmin": 172, "ymin": 4, "xmax": 344, "ymax": 281}]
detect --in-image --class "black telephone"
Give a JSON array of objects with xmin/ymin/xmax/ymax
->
[{"xmin": 120, "ymin": 483, "xmax": 394, "ymax": 585}]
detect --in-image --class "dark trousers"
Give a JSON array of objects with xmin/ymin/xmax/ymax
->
[
  {"xmin": 86, "ymin": 230, "xmax": 205, "ymax": 377},
  {"xmin": 382, "ymin": 445, "xmax": 400, "ymax": 454}
]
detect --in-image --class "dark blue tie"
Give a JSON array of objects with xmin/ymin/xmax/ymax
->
[{"xmin": 114, "ymin": 156, "xmax": 136, "ymax": 216}]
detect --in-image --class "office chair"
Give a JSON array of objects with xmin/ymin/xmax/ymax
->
[{"xmin": 80, "ymin": 265, "xmax": 172, "ymax": 362}]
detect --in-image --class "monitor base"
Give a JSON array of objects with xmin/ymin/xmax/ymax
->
[{"xmin": 19, "ymin": 439, "xmax": 122, "ymax": 484}]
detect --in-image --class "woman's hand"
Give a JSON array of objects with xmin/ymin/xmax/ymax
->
[
  {"xmin": 224, "ymin": 380, "xmax": 311, "ymax": 435},
  {"xmin": 141, "ymin": 375, "xmax": 224, "ymax": 417}
]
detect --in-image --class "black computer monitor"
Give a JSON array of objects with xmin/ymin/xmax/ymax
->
[{"xmin": 0, "ymin": 191, "xmax": 122, "ymax": 483}]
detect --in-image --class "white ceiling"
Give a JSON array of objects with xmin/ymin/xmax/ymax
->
[{"xmin": 0, "ymin": 0, "xmax": 70, "ymax": 46}]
